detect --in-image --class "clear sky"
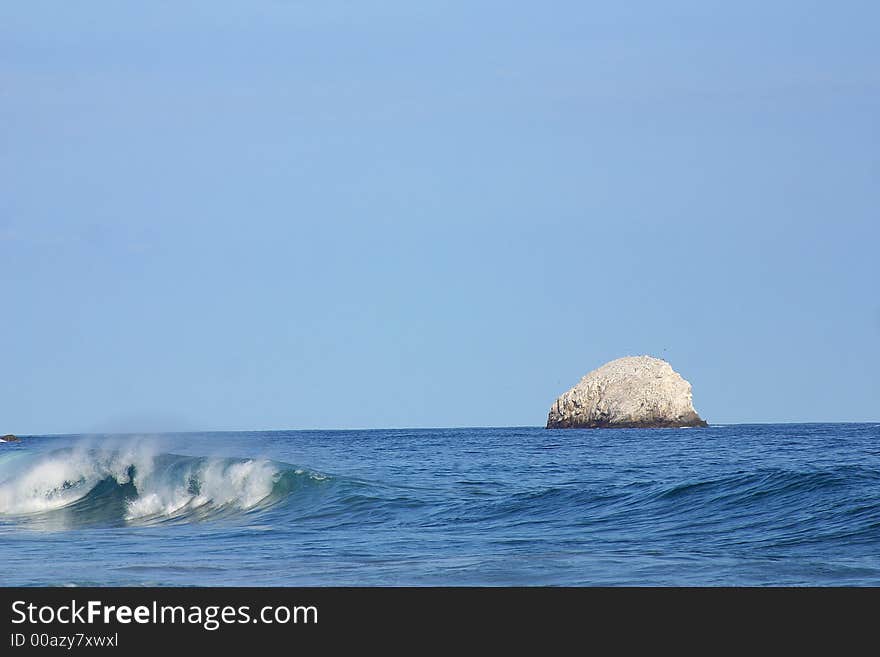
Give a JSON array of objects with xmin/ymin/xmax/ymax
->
[{"xmin": 2, "ymin": 1, "xmax": 878, "ymax": 434}]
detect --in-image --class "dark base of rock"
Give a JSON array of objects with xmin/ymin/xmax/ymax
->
[{"xmin": 546, "ymin": 418, "xmax": 709, "ymax": 429}]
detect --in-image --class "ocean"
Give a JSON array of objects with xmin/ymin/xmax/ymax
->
[{"xmin": 0, "ymin": 424, "xmax": 877, "ymax": 586}]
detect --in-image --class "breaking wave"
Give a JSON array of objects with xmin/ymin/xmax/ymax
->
[{"xmin": 0, "ymin": 444, "xmax": 329, "ymax": 528}]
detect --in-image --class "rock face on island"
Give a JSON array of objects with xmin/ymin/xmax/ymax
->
[
  {"xmin": 0, "ymin": 434, "xmax": 19, "ymax": 442},
  {"xmin": 546, "ymin": 356, "xmax": 708, "ymax": 429}
]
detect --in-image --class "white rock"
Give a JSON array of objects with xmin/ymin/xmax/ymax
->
[{"xmin": 546, "ymin": 356, "xmax": 707, "ymax": 429}]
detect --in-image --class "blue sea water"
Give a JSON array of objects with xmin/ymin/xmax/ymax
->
[{"xmin": 0, "ymin": 424, "xmax": 878, "ymax": 586}]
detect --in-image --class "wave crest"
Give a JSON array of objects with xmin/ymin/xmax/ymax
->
[{"xmin": 0, "ymin": 444, "xmax": 327, "ymax": 527}]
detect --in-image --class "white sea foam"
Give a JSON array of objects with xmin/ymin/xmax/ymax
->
[
  {"xmin": 124, "ymin": 457, "xmax": 280, "ymax": 520},
  {"xmin": 0, "ymin": 442, "xmax": 157, "ymax": 514},
  {"xmin": 0, "ymin": 440, "xmax": 282, "ymax": 521}
]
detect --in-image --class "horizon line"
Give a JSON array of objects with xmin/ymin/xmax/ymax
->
[{"xmin": 10, "ymin": 420, "xmax": 880, "ymax": 438}]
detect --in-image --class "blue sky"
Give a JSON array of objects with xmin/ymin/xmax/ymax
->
[{"xmin": 2, "ymin": 1, "xmax": 878, "ymax": 433}]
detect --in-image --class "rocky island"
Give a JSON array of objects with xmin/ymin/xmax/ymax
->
[
  {"xmin": 0, "ymin": 434, "xmax": 19, "ymax": 442},
  {"xmin": 546, "ymin": 355, "xmax": 708, "ymax": 429}
]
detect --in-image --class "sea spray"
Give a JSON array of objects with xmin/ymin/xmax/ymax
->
[
  {"xmin": 0, "ymin": 439, "xmax": 328, "ymax": 525},
  {"xmin": 124, "ymin": 457, "xmax": 282, "ymax": 520},
  {"xmin": 0, "ymin": 441, "xmax": 160, "ymax": 514}
]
